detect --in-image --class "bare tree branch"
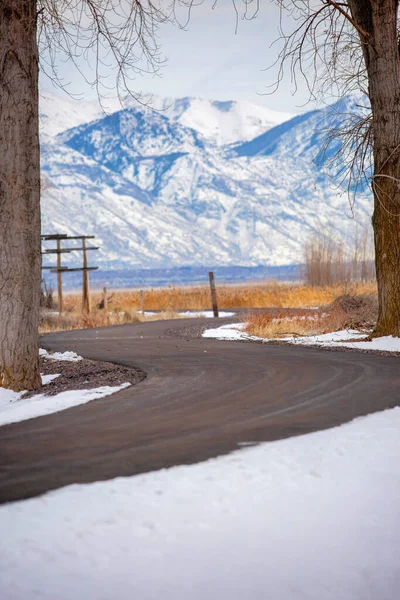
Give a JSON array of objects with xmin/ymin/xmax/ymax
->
[{"xmin": 324, "ymin": 0, "xmax": 370, "ymax": 41}]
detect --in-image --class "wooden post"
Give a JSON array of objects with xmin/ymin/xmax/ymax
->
[
  {"xmin": 56, "ymin": 238, "xmax": 63, "ymax": 314},
  {"xmin": 208, "ymin": 271, "xmax": 219, "ymax": 318},
  {"xmin": 103, "ymin": 287, "xmax": 108, "ymax": 311},
  {"xmin": 82, "ymin": 238, "xmax": 91, "ymax": 313},
  {"xmin": 42, "ymin": 235, "xmax": 99, "ymax": 309},
  {"xmin": 140, "ymin": 290, "xmax": 144, "ymax": 317}
]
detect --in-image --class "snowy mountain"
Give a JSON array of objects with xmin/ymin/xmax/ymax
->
[
  {"xmin": 39, "ymin": 92, "xmax": 291, "ymax": 145},
  {"xmin": 233, "ymin": 94, "xmax": 368, "ymax": 164},
  {"xmin": 40, "ymin": 92, "xmax": 372, "ymax": 271},
  {"xmin": 149, "ymin": 96, "xmax": 293, "ymax": 145},
  {"xmin": 39, "ymin": 92, "xmax": 111, "ymax": 137}
]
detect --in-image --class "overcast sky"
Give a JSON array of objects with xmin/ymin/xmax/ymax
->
[{"xmin": 41, "ymin": 1, "xmax": 318, "ymax": 114}]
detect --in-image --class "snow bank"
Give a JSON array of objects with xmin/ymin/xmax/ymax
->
[
  {"xmin": 1, "ymin": 408, "xmax": 399, "ymax": 599},
  {"xmin": 202, "ymin": 322, "xmax": 252, "ymax": 340},
  {"xmin": 41, "ymin": 373, "xmax": 60, "ymax": 385},
  {"xmin": 279, "ymin": 329, "xmax": 366, "ymax": 346},
  {"xmin": 40, "ymin": 348, "xmax": 83, "ymax": 362},
  {"xmin": 203, "ymin": 324, "xmax": 400, "ymax": 353},
  {"xmin": 0, "ymin": 349, "xmax": 130, "ymax": 427},
  {"xmin": 0, "ymin": 381, "xmax": 130, "ymax": 427},
  {"xmin": 144, "ymin": 311, "xmax": 236, "ymax": 318},
  {"xmin": 179, "ymin": 310, "xmax": 236, "ymax": 318},
  {"xmin": 271, "ymin": 329, "xmax": 400, "ymax": 352}
]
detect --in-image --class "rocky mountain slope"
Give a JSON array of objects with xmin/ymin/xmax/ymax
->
[{"xmin": 40, "ymin": 92, "xmax": 372, "ymax": 270}]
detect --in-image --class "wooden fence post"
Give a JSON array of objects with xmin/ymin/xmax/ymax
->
[
  {"xmin": 42, "ymin": 235, "xmax": 99, "ymax": 315},
  {"xmin": 103, "ymin": 287, "xmax": 108, "ymax": 311},
  {"xmin": 208, "ymin": 271, "xmax": 219, "ymax": 318},
  {"xmin": 140, "ymin": 290, "xmax": 144, "ymax": 317},
  {"xmin": 56, "ymin": 238, "xmax": 63, "ymax": 314},
  {"xmin": 82, "ymin": 238, "xmax": 91, "ymax": 313}
]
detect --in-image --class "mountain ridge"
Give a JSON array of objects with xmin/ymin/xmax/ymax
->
[{"xmin": 40, "ymin": 92, "xmax": 372, "ymax": 271}]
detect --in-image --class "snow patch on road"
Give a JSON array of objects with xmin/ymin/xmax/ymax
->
[{"xmin": 1, "ymin": 408, "xmax": 399, "ymax": 599}]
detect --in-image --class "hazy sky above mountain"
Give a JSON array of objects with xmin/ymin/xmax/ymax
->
[{"xmin": 40, "ymin": 1, "xmax": 319, "ymax": 113}]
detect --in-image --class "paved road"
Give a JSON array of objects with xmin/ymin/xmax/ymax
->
[{"xmin": 1, "ymin": 317, "xmax": 400, "ymax": 504}]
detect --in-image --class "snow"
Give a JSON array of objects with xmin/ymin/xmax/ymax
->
[
  {"xmin": 178, "ymin": 310, "xmax": 236, "ymax": 318},
  {"xmin": 39, "ymin": 92, "xmax": 122, "ymax": 137},
  {"xmin": 40, "ymin": 92, "xmax": 292, "ymax": 146},
  {"xmin": 275, "ymin": 329, "xmax": 400, "ymax": 352},
  {"xmin": 352, "ymin": 335, "xmax": 400, "ymax": 351},
  {"xmin": 143, "ymin": 311, "xmax": 235, "ymax": 318},
  {"xmin": 41, "ymin": 373, "xmax": 60, "ymax": 385},
  {"xmin": 203, "ymin": 324, "xmax": 400, "ymax": 353},
  {"xmin": 282, "ymin": 331, "xmax": 400, "ymax": 352},
  {"xmin": 151, "ymin": 95, "xmax": 293, "ymax": 145},
  {"xmin": 278, "ymin": 330, "xmax": 367, "ymax": 346},
  {"xmin": 1, "ymin": 407, "xmax": 399, "ymax": 599},
  {"xmin": 202, "ymin": 322, "xmax": 253, "ymax": 340},
  {"xmin": 40, "ymin": 92, "xmax": 372, "ymax": 271},
  {"xmin": 0, "ymin": 381, "xmax": 130, "ymax": 427},
  {"xmin": 39, "ymin": 348, "xmax": 83, "ymax": 361}
]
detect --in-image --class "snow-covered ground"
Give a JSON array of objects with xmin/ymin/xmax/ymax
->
[
  {"xmin": 0, "ymin": 350, "xmax": 129, "ymax": 427},
  {"xmin": 281, "ymin": 330, "xmax": 400, "ymax": 351},
  {"xmin": 203, "ymin": 323, "xmax": 400, "ymax": 352},
  {"xmin": 203, "ymin": 322, "xmax": 255, "ymax": 341},
  {"xmin": 143, "ymin": 310, "xmax": 236, "ymax": 318},
  {"xmin": 179, "ymin": 310, "xmax": 236, "ymax": 318},
  {"xmin": 39, "ymin": 348, "xmax": 82, "ymax": 361},
  {"xmin": 0, "ymin": 383, "xmax": 130, "ymax": 427},
  {"xmin": 1, "ymin": 407, "xmax": 399, "ymax": 599}
]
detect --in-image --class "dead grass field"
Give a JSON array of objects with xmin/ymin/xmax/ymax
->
[
  {"xmin": 62, "ymin": 281, "xmax": 376, "ymax": 311},
  {"xmin": 39, "ymin": 309, "xmax": 184, "ymax": 334},
  {"xmin": 245, "ymin": 310, "xmax": 347, "ymax": 339},
  {"xmin": 245, "ymin": 292, "xmax": 378, "ymax": 339},
  {"xmin": 40, "ymin": 281, "xmax": 377, "ymax": 334}
]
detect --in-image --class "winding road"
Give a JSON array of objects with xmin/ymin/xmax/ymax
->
[{"xmin": 1, "ymin": 316, "xmax": 400, "ymax": 504}]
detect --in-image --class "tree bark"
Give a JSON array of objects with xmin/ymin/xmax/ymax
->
[
  {"xmin": 348, "ymin": 0, "xmax": 400, "ymax": 336},
  {"xmin": 0, "ymin": 0, "xmax": 41, "ymax": 390}
]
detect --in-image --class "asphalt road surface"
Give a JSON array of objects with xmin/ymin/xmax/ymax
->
[{"xmin": 1, "ymin": 317, "xmax": 400, "ymax": 504}]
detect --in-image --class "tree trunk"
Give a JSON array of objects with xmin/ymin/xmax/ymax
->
[
  {"xmin": 0, "ymin": 0, "xmax": 41, "ymax": 391},
  {"xmin": 348, "ymin": 0, "xmax": 400, "ymax": 336},
  {"xmin": 372, "ymin": 165, "xmax": 400, "ymax": 337}
]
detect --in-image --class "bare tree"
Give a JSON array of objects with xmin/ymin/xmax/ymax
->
[
  {"xmin": 183, "ymin": 0, "xmax": 399, "ymax": 335},
  {"xmin": 0, "ymin": 0, "xmax": 42, "ymax": 391},
  {"xmin": 0, "ymin": 1, "xmax": 170, "ymax": 391},
  {"xmin": 304, "ymin": 224, "xmax": 375, "ymax": 287},
  {"xmin": 266, "ymin": 0, "xmax": 400, "ymax": 336},
  {"xmin": 2, "ymin": 0, "xmax": 400, "ymax": 392},
  {"xmin": 347, "ymin": 0, "xmax": 400, "ymax": 337}
]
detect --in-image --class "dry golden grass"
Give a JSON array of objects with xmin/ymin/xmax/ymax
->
[
  {"xmin": 40, "ymin": 309, "xmax": 137, "ymax": 333},
  {"xmin": 61, "ymin": 281, "xmax": 377, "ymax": 313},
  {"xmin": 245, "ymin": 292, "xmax": 378, "ymax": 339},
  {"xmin": 41, "ymin": 281, "xmax": 377, "ymax": 334},
  {"xmin": 39, "ymin": 309, "xmax": 186, "ymax": 334},
  {"xmin": 245, "ymin": 310, "xmax": 348, "ymax": 339}
]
